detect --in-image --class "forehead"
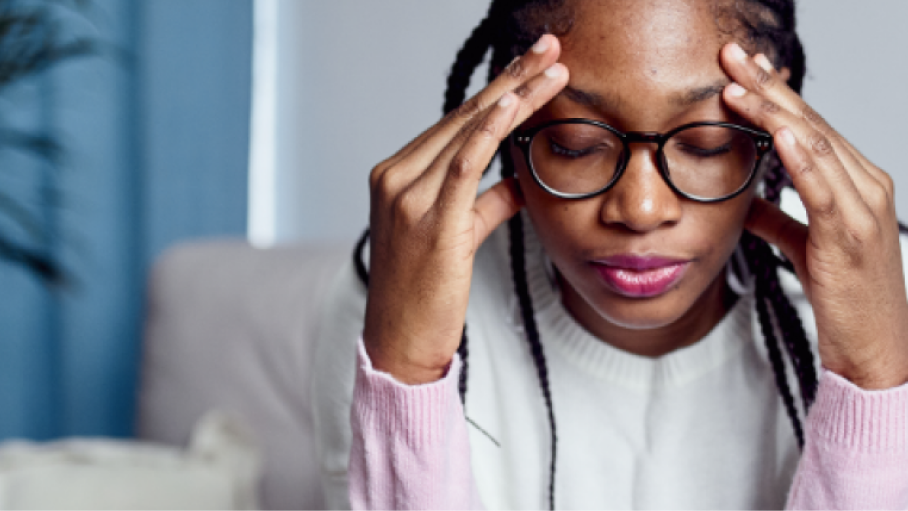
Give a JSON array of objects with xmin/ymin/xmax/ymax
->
[{"xmin": 557, "ymin": 0, "xmax": 731, "ymax": 119}]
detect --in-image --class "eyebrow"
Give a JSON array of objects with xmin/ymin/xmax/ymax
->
[
  {"xmin": 561, "ymin": 85, "xmax": 621, "ymax": 111},
  {"xmin": 673, "ymin": 80, "xmax": 731, "ymax": 106},
  {"xmin": 560, "ymin": 80, "xmax": 731, "ymax": 111}
]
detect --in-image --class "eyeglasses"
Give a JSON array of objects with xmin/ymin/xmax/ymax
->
[{"xmin": 513, "ymin": 119, "xmax": 774, "ymax": 203}]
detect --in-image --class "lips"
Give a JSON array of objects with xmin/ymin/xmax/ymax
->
[{"xmin": 591, "ymin": 255, "xmax": 691, "ymax": 298}]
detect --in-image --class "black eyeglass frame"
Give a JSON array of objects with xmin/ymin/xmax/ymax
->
[{"xmin": 513, "ymin": 119, "xmax": 774, "ymax": 203}]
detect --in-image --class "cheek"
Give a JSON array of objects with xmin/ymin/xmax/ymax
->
[
  {"xmin": 511, "ymin": 145, "xmax": 596, "ymax": 244},
  {"xmin": 686, "ymin": 192, "xmax": 756, "ymax": 273}
]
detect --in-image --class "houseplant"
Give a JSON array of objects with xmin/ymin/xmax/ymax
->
[{"xmin": 0, "ymin": 0, "xmax": 92, "ymax": 283}]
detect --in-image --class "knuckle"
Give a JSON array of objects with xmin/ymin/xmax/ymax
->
[
  {"xmin": 449, "ymin": 154, "xmax": 474, "ymax": 179},
  {"xmin": 452, "ymin": 121, "xmax": 475, "ymax": 145},
  {"xmin": 753, "ymin": 68, "xmax": 773, "ymax": 92},
  {"xmin": 879, "ymin": 171, "xmax": 895, "ymax": 196},
  {"xmin": 453, "ymin": 97, "xmax": 483, "ymax": 122},
  {"xmin": 855, "ymin": 211, "xmax": 880, "ymax": 236},
  {"xmin": 867, "ymin": 181, "xmax": 892, "ymax": 212},
  {"xmin": 814, "ymin": 194, "xmax": 838, "ymax": 220},
  {"xmin": 806, "ymin": 132, "xmax": 834, "ymax": 158},
  {"xmin": 513, "ymin": 83, "xmax": 533, "ymax": 100},
  {"xmin": 792, "ymin": 156, "xmax": 816, "ymax": 178},
  {"xmin": 369, "ymin": 163, "xmax": 386, "ymax": 191},
  {"xmin": 476, "ymin": 122, "xmax": 498, "ymax": 142},
  {"xmin": 393, "ymin": 190, "xmax": 425, "ymax": 224},
  {"xmin": 843, "ymin": 213, "xmax": 878, "ymax": 251},
  {"xmin": 800, "ymin": 104, "xmax": 826, "ymax": 128},
  {"xmin": 503, "ymin": 56, "xmax": 528, "ymax": 81},
  {"xmin": 759, "ymin": 99, "xmax": 781, "ymax": 116},
  {"xmin": 370, "ymin": 163, "xmax": 398, "ymax": 195},
  {"xmin": 476, "ymin": 117, "xmax": 499, "ymax": 141}
]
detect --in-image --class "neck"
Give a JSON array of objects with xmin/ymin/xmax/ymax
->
[{"xmin": 559, "ymin": 268, "xmax": 737, "ymax": 358}]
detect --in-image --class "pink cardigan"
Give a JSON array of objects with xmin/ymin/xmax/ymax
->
[{"xmin": 349, "ymin": 341, "xmax": 908, "ymax": 510}]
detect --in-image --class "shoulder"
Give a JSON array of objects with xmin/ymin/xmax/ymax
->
[
  {"xmin": 309, "ymin": 252, "xmax": 365, "ymax": 508},
  {"xmin": 311, "ymin": 251, "xmax": 367, "ymax": 398}
]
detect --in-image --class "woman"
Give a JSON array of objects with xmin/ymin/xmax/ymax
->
[{"xmin": 312, "ymin": 0, "xmax": 908, "ymax": 508}]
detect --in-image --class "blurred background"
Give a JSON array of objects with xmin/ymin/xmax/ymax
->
[{"xmin": 1, "ymin": 0, "xmax": 906, "ymax": 442}]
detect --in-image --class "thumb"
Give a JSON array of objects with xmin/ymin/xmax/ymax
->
[
  {"xmin": 745, "ymin": 197, "xmax": 809, "ymax": 279},
  {"xmin": 473, "ymin": 177, "xmax": 524, "ymax": 246}
]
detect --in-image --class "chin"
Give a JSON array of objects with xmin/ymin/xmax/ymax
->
[
  {"xmin": 558, "ymin": 259, "xmax": 730, "ymax": 344},
  {"xmin": 590, "ymin": 291, "xmax": 696, "ymax": 331}
]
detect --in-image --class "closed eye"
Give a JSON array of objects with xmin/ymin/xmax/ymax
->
[
  {"xmin": 676, "ymin": 142, "xmax": 732, "ymax": 158},
  {"xmin": 549, "ymin": 140, "xmax": 611, "ymax": 159}
]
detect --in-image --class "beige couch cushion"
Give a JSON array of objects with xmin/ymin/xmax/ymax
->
[
  {"xmin": 137, "ymin": 239, "xmax": 349, "ymax": 510},
  {"xmin": 0, "ymin": 412, "xmax": 259, "ymax": 510}
]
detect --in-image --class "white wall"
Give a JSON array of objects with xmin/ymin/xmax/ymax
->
[
  {"xmin": 797, "ymin": 1, "xmax": 908, "ymax": 215},
  {"xmin": 252, "ymin": 0, "xmax": 908, "ymax": 243}
]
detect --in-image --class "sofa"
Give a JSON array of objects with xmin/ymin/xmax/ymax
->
[{"xmin": 137, "ymin": 239, "xmax": 352, "ymax": 510}]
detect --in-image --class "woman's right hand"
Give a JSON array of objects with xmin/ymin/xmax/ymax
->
[{"xmin": 363, "ymin": 34, "xmax": 569, "ymax": 385}]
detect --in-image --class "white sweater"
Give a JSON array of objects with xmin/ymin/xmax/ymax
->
[{"xmin": 312, "ymin": 199, "xmax": 837, "ymax": 509}]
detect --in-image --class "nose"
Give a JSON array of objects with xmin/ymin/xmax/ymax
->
[{"xmin": 600, "ymin": 145, "xmax": 682, "ymax": 232}]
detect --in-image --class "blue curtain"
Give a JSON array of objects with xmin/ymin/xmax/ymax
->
[{"xmin": 0, "ymin": 0, "xmax": 252, "ymax": 439}]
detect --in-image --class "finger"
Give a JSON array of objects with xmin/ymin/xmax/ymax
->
[
  {"xmin": 416, "ymin": 62, "xmax": 568, "ymax": 198},
  {"xmin": 746, "ymin": 50, "xmax": 897, "ymax": 217},
  {"xmin": 745, "ymin": 197, "xmax": 809, "ymax": 281},
  {"xmin": 390, "ymin": 92, "xmax": 518, "ymax": 219},
  {"xmin": 472, "ymin": 177, "xmax": 524, "ymax": 246},
  {"xmin": 827, "ymin": 131, "xmax": 894, "ymax": 200},
  {"xmin": 723, "ymin": 81, "xmax": 874, "ymax": 227},
  {"xmin": 724, "ymin": 80, "xmax": 890, "ymax": 238},
  {"xmin": 506, "ymin": 62, "xmax": 569, "ymax": 133},
  {"xmin": 433, "ymin": 92, "xmax": 523, "ymax": 223},
  {"xmin": 722, "ymin": 44, "xmax": 883, "ymax": 196},
  {"xmin": 756, "ymin": 51, "xmax": 887, "ymax": 191},
  {"xmin": 386, "ymin": 34, "xmax": 562, "ymax": 180}
]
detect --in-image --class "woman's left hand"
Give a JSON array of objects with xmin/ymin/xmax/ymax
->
[{"xmin": 720, "ymin": 42, "xmax": 908, "ymax": 390}]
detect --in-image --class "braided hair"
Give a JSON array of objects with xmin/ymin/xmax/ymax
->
[{"xmin": 353, "ymin": 1, "xmax": 901, "ymax": 508}]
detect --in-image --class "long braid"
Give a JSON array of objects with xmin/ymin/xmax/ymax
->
[
  {"xmin": 457, "ymin": 327, "xmax": 469, "ymax": 403},
  {"xmin": 508, "ymin": 212, "xmax": 558, "ymax": 510},
  {"xmin": 443, "ymin": 15, "xmax": 494, "ymax": 115},
  {"xmin": 760, "ymin": 162, "xmax": 818, "ymax": 409},
  {"xmin": 743, "ymin": 230, "xmax": 807, "ymax": 448}
]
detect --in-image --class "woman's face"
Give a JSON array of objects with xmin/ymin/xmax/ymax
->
[{"xmin": 512, "ymin": 0, "xmax": 760, "ymax": 355}]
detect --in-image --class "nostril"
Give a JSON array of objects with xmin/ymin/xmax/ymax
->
[{"xmin": 600, "ymin": 163, "xmax": 683, "ymax": 232}]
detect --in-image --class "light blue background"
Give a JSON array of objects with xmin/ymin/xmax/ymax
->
[{"xmin": 0, "ymin": 0, "xmax": 251, "ymax": 439}]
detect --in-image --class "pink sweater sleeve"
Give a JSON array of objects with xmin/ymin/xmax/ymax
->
[
  {"xmin": 348, "ymin": 337, "xmax": 908, "ymax": 510},
  {"xmin": 348, "ymin": 338, "xmax": 483, "ymax": 510},
  {"xmin": 786, "ymin": 369, "xmax": 908, "ymax": 510}
]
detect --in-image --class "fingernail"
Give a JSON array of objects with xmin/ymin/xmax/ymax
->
[
  {"xmin": 755, "ymin": 54, "xmax": 774, "ymax": 72},
  {"xmin": 544, "ymin": 64, "xmax": 562, "ymax": 78},
  {"xmin": 780, "ymin": 128, "xmax": 797, "ymax": 147},
  {"xmin": 727, "ymin": 82, "xmax": 747, "ymax": 97},
  {"xmin": 532, "ymin": 35, "xmax": 550, "ymax": 54},
  {"xmin": 730, "ymin": 43, "xmax": 748, "ymax": 62},
  {"xmin": 498, "ymin": 93, "xmax": 514, "ymax": 108}
]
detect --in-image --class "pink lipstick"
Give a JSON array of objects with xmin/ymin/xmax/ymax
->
[{"xmin": 592, "ymin": 255, "xmax": 690, "ymax": 298}]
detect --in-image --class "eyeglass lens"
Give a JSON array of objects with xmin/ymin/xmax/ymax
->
[{"xmin": 529, "ymin": 124, "xmax": 758, "ymax": 199}]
